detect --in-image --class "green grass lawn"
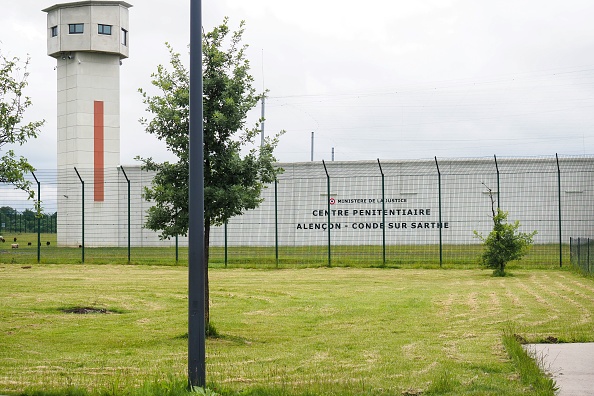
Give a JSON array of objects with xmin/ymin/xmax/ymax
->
[{"xmin": 1, "ymin": 265, "xmax": 592, "ymax": 395}]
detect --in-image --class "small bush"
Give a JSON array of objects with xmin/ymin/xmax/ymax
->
[
  {"xmin": 474, "ymin": 209, "xmax": 536, "ymax": 276},
  {"xmin": 474, "ymin": 185, "xmax": 537, "ymax": 276}
]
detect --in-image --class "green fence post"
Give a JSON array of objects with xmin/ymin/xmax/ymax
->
[
  {"xmin": 434, "ymin": 157, "xmax": 443, "ymax": 267},
  {"xmin": 224, "ymin": 221, "xmax": 228, "ymax": 268},
  {"xmin": 494, "ymin": 155, "xmax": 500, "ymax": 210},
  {"xmin": 74, "ymin": 167, "xmax": 84, "ymax": 263},
  {"xmin": 275, "ymin": 178, "xmax": 279, "ymax": 268},
  {"xmin": 570, "ymin": 237, "xmax": 574, "ymax": 267},
  {"xmin": 31, "ymin": 171, "xmax": 41, "ymax": 263},
  {"xmin": 322, "ymin": 160, "xmax": 331, "ymax": 267},
  {"xmin": 577, "ymin": 238, "xmax": 581, "ymax": 271},
  {"xmin": 377, "ymin": 159, "xmax": 386, "ymax": 266},
  {"xmin": 556, "ymin": 154, "xmax": 562, "ymax": 268},
  {"xmin": 127, "ymin": 175, "xmax": 131, "ymax": 262},
  {"xmin": 120, "ymin": 166, "xmax": 131, "ymax": 263}
]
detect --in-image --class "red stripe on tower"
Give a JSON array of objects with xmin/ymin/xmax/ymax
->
[{"xmin": 94, "ymin": 101, "xmax": 104, "ymax": 202}]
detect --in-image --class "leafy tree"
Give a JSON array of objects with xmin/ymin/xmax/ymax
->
[
  {"xmin": 474, "ymin": 185, "xmax": 537, "ymax": 276},
  {"xmin": 138, "ymin": 18, "xmax": 283, "ymax": 326},
  {"xmin": 0, "ymin": 206, "xmax": 56, "ymax": 234},
  {"xmin": 22, "ymin": 208, "xmax": 36, "ymax": 232},
  {"xmin": 0, "ymin": 206, "xmax": 14, "ymax": 217},
  {"xmin": 0, "ymin": 206, "xmax": 15, "ymax": 233},
  {"xmin": 0, "ymin": 49, "xmax": 45, "ymax": 202}
]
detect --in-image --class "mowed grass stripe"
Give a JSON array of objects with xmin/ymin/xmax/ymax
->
[
  {"xmin": 523, "ymin": 273, "xmax": 592, "ymax": 329},
  {"xmin": 1, "ymin": 265, "xmax": 594, "ymax": 395}
]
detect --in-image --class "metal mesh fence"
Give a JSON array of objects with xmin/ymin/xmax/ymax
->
[
  {"xmin": 0, "ymin": 155, "xmax": 592, "ymax": 267},
  {"xmin": 570, "ymin": 237, "xmax": 593, "ymax": 274}
]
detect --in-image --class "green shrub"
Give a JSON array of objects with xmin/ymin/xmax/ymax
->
[{"xmin": 474, "ymin": 208, "xmax": 537, "ymax": 276}]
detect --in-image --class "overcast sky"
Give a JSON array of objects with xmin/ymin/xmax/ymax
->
[{"xmin": 2, "ymin": 0, "xmax": 594, "ymax": 171}]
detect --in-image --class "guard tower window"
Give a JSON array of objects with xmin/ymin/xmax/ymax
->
[
  {"xmin": 98, "ymin": 24, "xmax": 112, "ymax": 35},
  {"xmin": 69, "ymin": 23, "xmax": 84, "ymax": 34},
  {"xmin": 121, "ymin": 28, "xmax": 128, "ymax": 46},
  {"xmin": 51, "ymin": 26, "xmax": 58, "ymax": 37}
]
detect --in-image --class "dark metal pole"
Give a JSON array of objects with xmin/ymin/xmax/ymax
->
[
  {"xmin": 435, "ymin": 157, "xmax": 443, "ymax": 267},
  {"xmin": 224, "ymin": 222, "xmax": 227, "ymax": 268},
  {"xmin": 322, "ymin": 160, "xmax": 331, "ymax": 267},
  {"xmin": 576, "ymin": 237, "xmax": 582, "ymax": 270},
  {"xmin": 188, "ymin": 0, "xmax": 206, "ymax": 388},
  {"xmin": 120, "ymin": 166, "xmax": 131, "ymax": 263},
  {"xmin": 377, "ymin": 159, "xmax": 386, "ymax": 266},
  {"xmin": 556, "ymin": 154, "xmax": 562, "ymax": 268},
  {"xmin": 570, "ymin": 237, "xmax": 573, "ymax": 267},
  {"xmin": 74, "ymin": 167, "xmax": 84, "ymax": 263},
  {"xmin": 274, "ymin": 178, "xmax": 279, "ymax": 268},
  {"xmin": 494, "ymin": 155, "xmax": 500, "ymax": 210},
  {"xmin": 32, "ymin": 171, "xmax": 41, "ymax": 263}
]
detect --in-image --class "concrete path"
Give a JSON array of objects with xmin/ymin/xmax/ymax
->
[{"xmin": 524, "ymin": 343, "xmax": 594, "ymax": 396}]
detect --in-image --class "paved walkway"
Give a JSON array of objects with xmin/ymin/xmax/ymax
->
[{"xmin": 524, "ymin": 343, "xmax": 594, "ymax": 396}]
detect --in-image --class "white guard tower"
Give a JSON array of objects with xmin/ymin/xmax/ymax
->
[{"xmin": 43, "ymin": 1, "xmax": 132, "ymax": 247}]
